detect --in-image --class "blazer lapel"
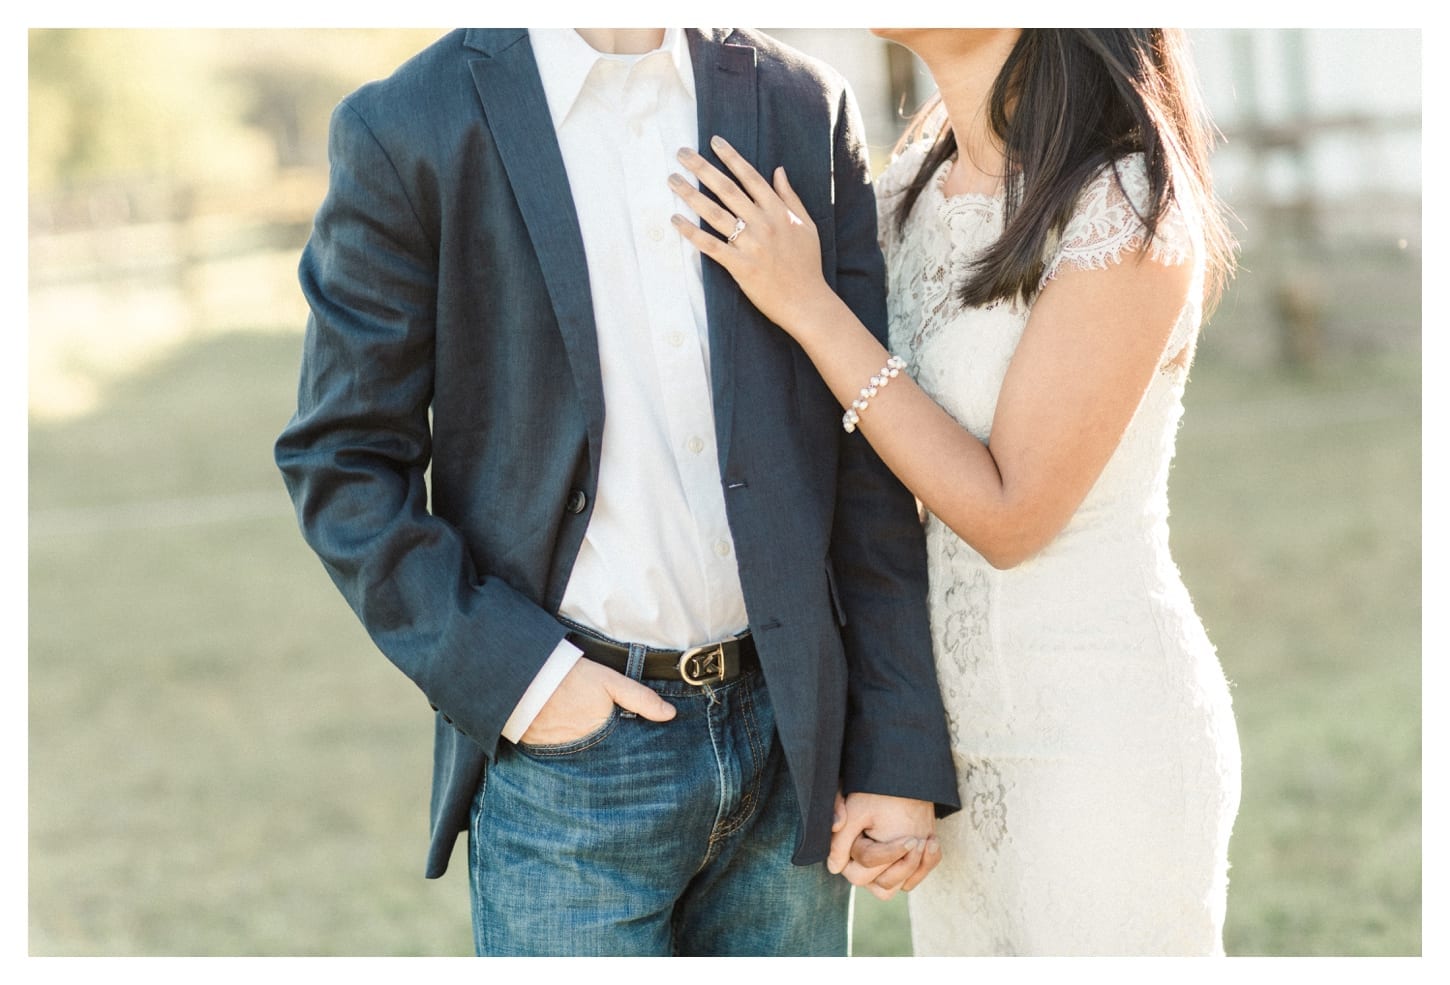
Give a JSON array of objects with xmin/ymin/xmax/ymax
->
[
  {"xmin": 464, "ymin": 29, "xmax": 605, "ymax": 470},
  {"xmin": 686, "ymin": 28, "xmax": 757, "ymax": 472}
]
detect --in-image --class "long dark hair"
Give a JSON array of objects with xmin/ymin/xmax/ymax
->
[{"xmin": 891, "ymin": 29, "xmax": 1235, "ymax": 311}]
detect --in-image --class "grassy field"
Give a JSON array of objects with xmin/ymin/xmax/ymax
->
[{"xmin": 28, "ymin": 330, "xmax": 1420, "ymax": 956}]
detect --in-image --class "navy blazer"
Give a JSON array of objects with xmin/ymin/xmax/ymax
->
[{"xmin": 276, "ymin": 27, "xmax": 959, "ymax": 878}]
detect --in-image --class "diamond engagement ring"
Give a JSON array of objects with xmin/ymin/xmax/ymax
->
[{"xmin": 727, "ymin": 217, "xmax": 746, "ymax": 243}]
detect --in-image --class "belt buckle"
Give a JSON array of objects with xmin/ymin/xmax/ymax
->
[{"xmin": 678, "ymin": 637, "xmax": 734, "ymax": 685}]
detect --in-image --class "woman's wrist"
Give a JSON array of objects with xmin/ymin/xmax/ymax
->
[{"xmin": 776, "ymin": 285, "xmax": 850, "ymax": 349}]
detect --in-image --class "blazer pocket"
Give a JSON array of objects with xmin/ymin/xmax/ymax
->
[
  {"xmin": 824, "ymin": 559, "xmax": 848, "ymax": 628},
  {"xmin": 813, "ymin": 211, "xmax": 838, "ymax": 284}
]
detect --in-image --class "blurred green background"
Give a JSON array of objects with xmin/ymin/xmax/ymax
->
[{"xmin": 27, "ymin": 29, "xmax": 1422, "ymax": 956}]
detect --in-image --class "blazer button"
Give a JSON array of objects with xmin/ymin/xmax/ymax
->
[{"xmin": 566, "ymin": 489, "xmax": 588, "ymax": 515}]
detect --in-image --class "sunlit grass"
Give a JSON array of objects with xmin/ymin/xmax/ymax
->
[{"xmin": 28, "ymin": 333, "xmax": 1420, "ymax": 955}]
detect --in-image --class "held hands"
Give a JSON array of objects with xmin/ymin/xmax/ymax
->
[
  {"xmin": 521, "ymin": 664, "xmax": 940, "ymax": 896},
  {"xmin": 518, "ymin": 658, "xmax": 675, "ymax": 746},
  {"xmin": 830, "ymin": 791, "xmax": 942, "ymax": 900},
  {"xmin": 669, "ymin": 136, "xmax": 834, "ymax": 334}
]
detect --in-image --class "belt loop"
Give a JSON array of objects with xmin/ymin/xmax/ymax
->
[{"xmin": 619, "ymin": 643, "xmax": 648, "ymax": 719}]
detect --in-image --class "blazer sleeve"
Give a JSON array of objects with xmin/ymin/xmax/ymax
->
[
  {"xmin": 826, "ymin": 85, "xmax": 961, "ymax": 816},
  {"xmin": 274, "ymin": 99, "xmax": 567, "ymax": 760}
]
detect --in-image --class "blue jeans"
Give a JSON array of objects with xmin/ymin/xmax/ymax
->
[{"xmin": 467, "ymin": 647, "xmax": 849, "ymax": 956}]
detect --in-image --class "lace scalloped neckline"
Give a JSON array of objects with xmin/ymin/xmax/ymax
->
[
  {"xmin": 933, "ymin": 157, "xmax": 1006, "ymax": 211},
  {"xmin": 927, "ymin": 158, "xmax": 1005, "ymax": 254}
]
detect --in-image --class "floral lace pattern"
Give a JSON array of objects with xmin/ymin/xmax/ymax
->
[
  {"xmin": 961, "ymin": 758, "xmax": 1008, "ymax": 851},
  {"xmin": 878, "ymin": 131, "xmax": 1241, "ymax": 956}
]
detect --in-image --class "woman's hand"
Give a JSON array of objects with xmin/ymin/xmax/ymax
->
[{"xmin": 669, "ymin": 135, "xmax": 835, "ymax": 336}]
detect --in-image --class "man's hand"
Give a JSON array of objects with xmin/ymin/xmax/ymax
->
[
  {"xmin": 828, "ymin": 791, "xmax": 940, "ymax": 900},
  {"xmin": 519, "ymin": 658, "xmax": 675, "ymax": 746}
]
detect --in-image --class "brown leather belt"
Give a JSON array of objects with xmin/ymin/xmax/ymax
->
[{"xmin": 566, "ymin": 631, "xmax": 758, "ymax": 685}]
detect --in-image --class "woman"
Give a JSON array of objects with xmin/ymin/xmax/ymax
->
[{"xmin": 668, "ymin": 29, "xmax": 1242, "ymax": 955}]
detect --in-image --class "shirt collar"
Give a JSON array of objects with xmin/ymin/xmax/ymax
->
[{"xmin": 528, "ymin": 28, "xmax": 693, "ymax": 129}]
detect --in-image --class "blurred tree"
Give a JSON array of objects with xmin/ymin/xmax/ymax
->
[
  {"xmin": 228, "ymin": 61, "xmax": 339, "ymax": 170},
  {"xmin": 29, "ymin": 30, "xmax": 260, "ymax": 194},
  {"xmin": 217, "ymin": 30, "xmax": 447, "ymax": 172},
  {"xmin": 28, "ymin": 29, "xmax": 445, "ymax": 196}
]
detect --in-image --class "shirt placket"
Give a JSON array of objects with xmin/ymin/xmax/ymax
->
[{"xmin": 623, "ymin": 59, "xmax": 740, "ymax": 640}]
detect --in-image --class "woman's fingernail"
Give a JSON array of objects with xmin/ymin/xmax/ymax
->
[{"xmin": 710, "ymin": 135, "xmax": 726, "ymax": 150}]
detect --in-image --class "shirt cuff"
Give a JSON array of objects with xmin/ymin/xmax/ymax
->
[{"xmin": 499, "ymin": 638, "xmax": 584, "ymax": 743}]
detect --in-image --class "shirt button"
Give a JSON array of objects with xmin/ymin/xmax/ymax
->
[
  {"xmin": 565, "ymin": 489, "xmax": 588, "ymax": 515},
  {"xmin": 668, "ymin": 331, "xmax": 685, "ymax": 348},
  {"xmin": 648, "ymin": 226, "xmax": 664, "ymax": 242},
  {"xmin": 714, "ymin": 540, "xmax": 731, "ymax": 558},
  {"xmin": 687, "ymin": 436, "xmax": 705, "ymax": 454}
]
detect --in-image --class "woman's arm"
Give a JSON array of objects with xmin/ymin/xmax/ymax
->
[{"xmin": 671, "ymin": 137, "xmax": 1192, "ymax": 569}]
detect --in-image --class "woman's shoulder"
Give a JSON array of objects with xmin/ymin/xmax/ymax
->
[{"xmin": 1042, "ymin": 152, "xmax": 1199, "ymax": 286}]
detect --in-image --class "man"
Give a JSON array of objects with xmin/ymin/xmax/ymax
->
[{"xmin": 275, "ymin": 27, "xmax": 958, "ymax": 956}]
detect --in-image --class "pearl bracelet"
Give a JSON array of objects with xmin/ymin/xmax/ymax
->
[{"xmin": 842, "ymin": 355, "xmax": 906, "ymax": 433}]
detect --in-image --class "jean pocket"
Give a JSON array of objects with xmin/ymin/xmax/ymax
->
[{"xmin": 515, "ymin": 704, "xmax": 622, "ymax": 758}]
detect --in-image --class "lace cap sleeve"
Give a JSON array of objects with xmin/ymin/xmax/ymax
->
[{"xmin": 1038, "ymin": 153, "xmax": 1197, "ymax": 290}]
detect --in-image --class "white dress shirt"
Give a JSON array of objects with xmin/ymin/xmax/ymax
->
[{"xmin": 501, "ymin": 29, "xmax": 749, "ymax": 740}]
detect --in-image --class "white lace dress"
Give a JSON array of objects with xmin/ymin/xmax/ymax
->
[{"xmin": 878, "ymin": 140, "xmax": 1242, "ymax": 956}]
